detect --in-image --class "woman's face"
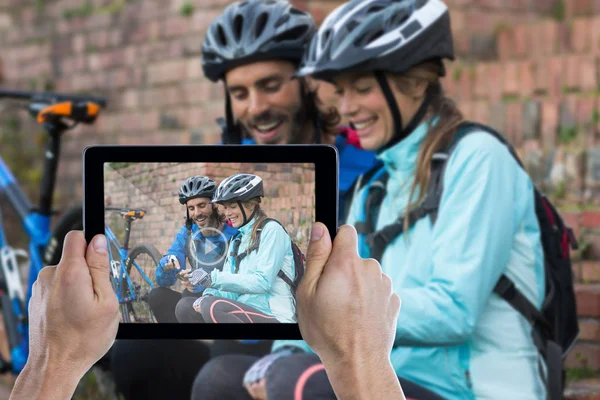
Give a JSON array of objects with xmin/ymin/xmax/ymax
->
[
  {"xmin": 333, "ymin": 73, "xmax": 425, "ymax": 151},
  {"xmin": 221, "ymin": 201, "xmax": 254, "ymax": 228}
]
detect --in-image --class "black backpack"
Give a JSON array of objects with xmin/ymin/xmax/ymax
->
[
  {"xmin": 229, "ymin": 218, "xmax": 305, "ymax": 295},
  {"xmin": 353, "ymin": 121, "xmax": 579, "ymax": 400}
]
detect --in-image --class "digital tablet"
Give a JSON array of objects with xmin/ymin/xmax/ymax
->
[{"xmin": 83, "ymin": 145, "xmax": 338, "ymax": 339}]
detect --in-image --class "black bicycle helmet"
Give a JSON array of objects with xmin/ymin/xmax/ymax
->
[
  {"xmin": 213, "ymin": 173, "xmax": 264, "ymax": 204},
  {"xmin": 296, "ymin": 0, "xmax": 454, "ymax": 81},
  {"xmin": 202, "ymin": 0, "xmax": 317, "ymax": 83},
  {"xmin": 179, "ymin": 176, "xmax": 217, "ymax": 204}
]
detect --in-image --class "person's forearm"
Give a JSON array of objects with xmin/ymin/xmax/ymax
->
[
  {"xmin": 321, "ymin": 354, "xmax": 405, "ymax": 400},
  {"xmin": 10, "ymin": 353, "xmax": 84, "ymax": 400}
]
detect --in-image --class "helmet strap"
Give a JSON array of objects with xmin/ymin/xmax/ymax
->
[
  {"xmin": 237, "ymin": 201, "xmax": 260, "ymax": 228},
  {"xmin": 185, "ymin": 208, "xmax": 193, "ymax": 231},
  {"xmin": 224, "ymin": 89, "xmax": 243, "ymax": 144},
  {"xmin": 374, "ymin": 71, "xmax": 432, "ymax": 154}
]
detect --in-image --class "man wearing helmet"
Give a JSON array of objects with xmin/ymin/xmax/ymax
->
[
  {"xmin": 174, "ymin": 173, "xmax": 299, "ymax": 325},
  {"xmin": 147, "ymin": 176, "xmax": 238, "ymax": 323},
  {"xmin": 202, "ymin": 0, "xmax": 379, "ymax": 222}
]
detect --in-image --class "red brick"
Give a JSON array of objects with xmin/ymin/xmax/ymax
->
[
  {"xmin": 566, "ymin": 55, "xmax": 582, "ymax": 91},
  {"xmin": 558, "ymin": 22, "xmax": 573, "ymax": 53},
  {"xmin": 513, "ymin": 25, "xmax": 529, "ymax": 58},
  {"xmin": 583, "ymin": 211, "xmax": 600, "ymax": 228},
  {"xmin": 539, "ymin": 21, "xmax": 558, "ymax": 56},
  {"xmin": 512, "ymin": 103, "xmax": 524, "ymax": 147},
  {"xmin": 496, "ymin": 29, "xmax": 513, "ymax": 60},
  {"xmin": 581, "ymin": 57, "xmax": 599, "ymax": 92},
  {"xmin": 573, "ymin": 18, "xmax": 592, "ymax": 53},
  {"xmin": 548, "ymin": 56, "xmax": 566, "ymax": 98},
  {"xmin": 576, "ymin": 284, "xmax": 600, "ymax": 317},
  {"xmin": 532, "ymin": 61, "xmax": 548, "ymax": 94},
  {"xmin": 502, "ymin": 62, "xmax": 520, "ymax": 95},
  {"xmin": 147, "ymin": 60, "xmax": 187, "ymax": 85},
  {"xmin": 519, "ymin": 61, "xmax": 534, "ymax": 98},
  {"xmin": 583, "ymin": 262, "xmax": 600, "ymax": 283},
  {"xmin": 566, "ymin": 343, "xmax": 600, "ymax": 370},
  {"xmin": 474, "ymin": 63, "xmax": 488, "ymax": 99},
  {"xmin": 488, "ymin": 63, "xmax": 503, "ymax": 102},
  {"xmin": 162, "ymin": 16, "xmax": 191, "ymax": 39},
  {"xmin": 580, "ymin": 319, "xmax": 600, "ymax": 342}
]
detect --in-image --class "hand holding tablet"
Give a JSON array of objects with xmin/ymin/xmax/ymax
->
[{"xmin": 82, "ymin": 144, "xmax": 338, "ymax": 339}]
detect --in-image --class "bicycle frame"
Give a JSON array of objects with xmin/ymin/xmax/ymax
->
[
  {"xmin": 105, "ymin": 220, "xmax": 155, "ymax": 306},
  {"xmin": 0, "ymin": 89, "xmax": 107, "ymax": 374},
  {"xmin": 0, "ymin": 122, "xmax": 64, "ymax": 374}
]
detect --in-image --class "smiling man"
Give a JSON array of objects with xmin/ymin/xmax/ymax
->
[{"xmin": 147, "ymin": 176, "xmax": 238, "ymax": 323}]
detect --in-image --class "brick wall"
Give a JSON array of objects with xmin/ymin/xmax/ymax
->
[
  {"xmin": 0, "ymin": 0, "xmax": 600, "ymax": 386},
  {"xmin": 104, "ymin": 162, "xmax": 315, "ymax": 258}
]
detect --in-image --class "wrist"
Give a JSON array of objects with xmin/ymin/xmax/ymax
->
[
  {"xmin": 321, "ymin": 353, "xmax": 402, "ymax": 400},
  {"xmin": 12, "ymin": 351, "xmax": 85, "ymax": 400}
]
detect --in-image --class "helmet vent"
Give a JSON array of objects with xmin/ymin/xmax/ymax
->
[
  {"xmin": 355, "ymin": 29, "xmax": 384, "ymax": 47},
  {"xmin": 233, "ymin": 14, "xmax": 244, "ymax": 41},
  {"xmin": 367, "ymin": 5, "xmax": 385, "ymax": 13},
  {"xmin": 255, "ymin": 12, "xmax": 269, "ymax": 38},
  {"xmin": 273, "ymin": 25, "xmax": 309, "ymax": 43},
  {"xmin": 216, "ymin": 24, "xmax": 228, "ymax": 47},
  {"xmin": 275, "ymin": 13, "xmax": 290, "ymax": 28}
]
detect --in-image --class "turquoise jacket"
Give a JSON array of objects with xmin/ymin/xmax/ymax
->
[
  {"xmin": 274, "ymin": 120, "xmax": 546, "ymax": 399},
  {"xmin": 204, "ymin": 216, "xmax": 296, "ymax": 322}
]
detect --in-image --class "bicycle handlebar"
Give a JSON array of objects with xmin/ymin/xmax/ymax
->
[{"xmin": 0, "ymin": 90, "xmax": 107, "ymax": 108}]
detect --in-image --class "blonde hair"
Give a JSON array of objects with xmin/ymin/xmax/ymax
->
[{"xmin": 391, "ymin": 61, "xmax": 464, "ymax": 233}]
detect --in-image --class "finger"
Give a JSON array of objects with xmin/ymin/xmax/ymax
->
[
  {"xmin": 85, "ymin": 234, "xmax": 113, "ymax": 300},
  {"xmin": 327, "ymin": 225, "xmax": 360, "ymax": 265},
  {"xmin": 299, "ymin": 222, "xmax": 332, "ymax": 293},
  {"xmin": 58, "ymin": 230, "xmax": 87, "ymax": 264}
]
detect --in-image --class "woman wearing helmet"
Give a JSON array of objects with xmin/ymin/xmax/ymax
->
[
  {"xmin": 266, "ymin": 0, "xmax": 547, "ymax": 399},
  {"xmin": 148, "ymin": 176, "xmax": 238, "ymax": 323},
  {"xmin": 174, "ymin": 173, "xmax": 298, "ymax": 324}
]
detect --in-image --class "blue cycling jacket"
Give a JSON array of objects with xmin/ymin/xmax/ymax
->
[
  {"xmin": 155, "ymin": 222, "xmax": 238, "ymax": 293},
  {"xmin": 275, "ymin": 120, "xmax": 547, "ymax": 399},
  {"xmin": 203, "ymin": 216, "xmax": 296, "ymax": 322}
]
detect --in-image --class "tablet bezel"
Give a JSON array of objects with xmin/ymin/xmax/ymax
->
[{"xmin": 83, "ymin": 144, "xmax": 338, "ymax": 339}]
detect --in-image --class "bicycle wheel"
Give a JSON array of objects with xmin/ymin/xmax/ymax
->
[
  {"xmin": 121, "ymin": 244, "xmax": 160, "ymax": 323},
  {"xmin": 44, "ymin": 205, "xmax": 83, "ymax": 265}
]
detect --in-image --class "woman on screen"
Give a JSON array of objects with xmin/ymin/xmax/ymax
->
[{"xmin": 175, "ymin": 173, "xmax": 299, "ymax": 323}]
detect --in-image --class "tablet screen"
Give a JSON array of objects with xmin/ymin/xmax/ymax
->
[{"xmin": 103, "ymin": 161, "xmax": 315, "ymax": 325}]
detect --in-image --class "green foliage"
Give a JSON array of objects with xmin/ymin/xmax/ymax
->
[
  {"xmin": 63, "ymin": 0, "xmax": 127, "ymax": 19},
  {"xmin": 107, "ymin": 162, "xmax": 135, "ymax": 170},
  {"xmin": 551, "ymin": 0, "xmax": 566, "ymax": 22},
  {"xmin": 558, "ymin": 126, "xmax": 579, "ymax": 145},
  {"xmin": 35, "ymin": 0, "xmax": 46, "ymax": 14},
  {"xmin": 566, "ymin": 366, "xmax": 598, "ymax": 384},
  {"xmin": 0, "ymin": 116, "xmax": 44, "ymax": 194},
  {"xmin": 452, "ymin": 64, "xmax": 463, "ymax": 82},
  {"xmin": 180, "ymin": 0, "xmax": 195, "ymax": 17},
  {"xmin": 591, "ymin": 109, "xmax": 600, "ymax": 125},
  {"xmin": 552, "ymin": 180, "xmax": 566, "ymax": 200}
]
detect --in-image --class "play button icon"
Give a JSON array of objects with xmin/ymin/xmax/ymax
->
[
  {"xmin": 186, "ymin": 227, "xmax": 229, "ymax": 268},
  {"xmin": 204, "ymin": 239, "xmax": 217, "ymax": 255}
]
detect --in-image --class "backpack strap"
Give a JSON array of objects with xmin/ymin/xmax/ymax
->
[
  {"xmin": 362, "ymin": 151, "xmax": 449, "ymax": 262},
  {"xmin": 230, "ymin": 218, "xmax": 298, "ymax": 289}
]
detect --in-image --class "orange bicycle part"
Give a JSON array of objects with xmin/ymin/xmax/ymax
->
[{"xmin": 36, "ymin": 101, "xmax": 101, "ymax": 124}]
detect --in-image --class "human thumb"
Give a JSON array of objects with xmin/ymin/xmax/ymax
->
[
  {"xmin": 299, "ymin": 222, "xmax": 332, "ymax": 293},
  {"xmin": 86, "ymin": 234, "xmax": 113, "ymax": 300}
]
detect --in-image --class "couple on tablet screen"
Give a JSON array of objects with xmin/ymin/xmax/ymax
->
[{"xmin": 149, "ymin": 173, "xmax": 302, "ymax": 324}]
